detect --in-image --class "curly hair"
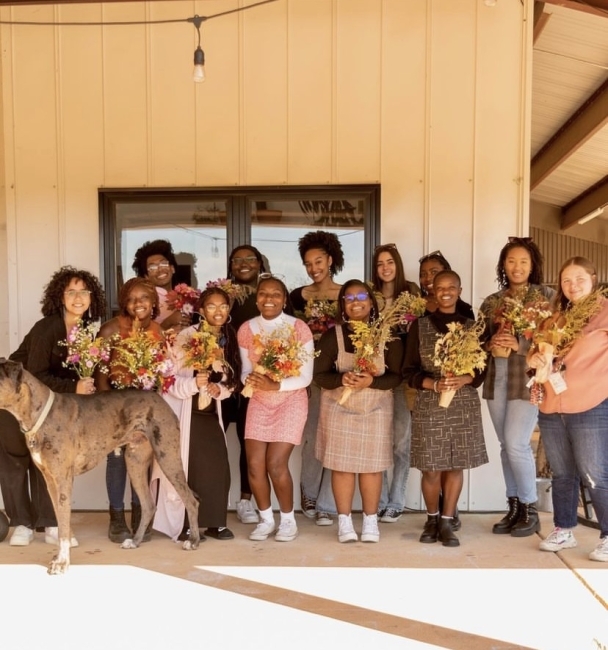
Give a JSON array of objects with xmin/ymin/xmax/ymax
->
[
  {"xmin": 496, "ymin": 237, "xmax": 545, "ymax": 289},
  {"xmin": 118, "ymin": 277, "xmax": 160, "ymax": 320},
  {"xmin": 131, "ymin": 240, "xmax": 178, "ymax": 278},
  {"xmin": 372, "ymin": 244, "xmax": 413, "ymax": 297},
  {"xmin": 195, "ymin": 287, "xmax": 242, "ymax": 391},
  {"xmin": 555, "ymin": 256, "xmax": 598, "ymax": 310},
  {"xmin": 297, "ymin": 231, "xmax": 345, "ymax": 276},
  {"xmin": 227, "ymin": 245, "xmax": 268, "ymax": 279},
  {"xmin": 336, "ymin": 279, "xmax": 379, "ymax": 325},
  {"xmin": 40, "ymin": 266, "xmax": 106, "ymax": 321}
]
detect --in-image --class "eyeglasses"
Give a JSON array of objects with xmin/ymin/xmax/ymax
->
[
  {"xmin": 508, "ymin": 236, "xmax": 533, "ymax": 244},
  {"xmin": 204, "ymin": 304, "xmax": 230, "ymax": 313},
  {"xmin": 418, "ymin": 250, "xmax": 444, "ymax": 264},
  {"xmin": 374, "ymin": 243, "xmax": 397, "ymax": 252},
  {"xmin": 147, "ymin": 261, "xmax": 171, "ymax": 272},
  {"xmin": 64, "ymin": 290, "xmax": 91, "ymax": 299},
  {"xmin": 231, "ymin": 256, "xmax": 258, "ymax": 265},
  {"xmin": 343, "ymin": 292, "xmax": 370, "ymax": 303}
]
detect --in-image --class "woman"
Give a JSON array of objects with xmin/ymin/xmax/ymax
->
[
  {"xmin": 0, "ymin": 266, "xmax": 105, "ymax": 547},
  {"xmin": 238, "ymin": 275, "xmax": 314, "ymax": 542},
  {"xmin": 96, "ymin": 277, "xmax": 165, "ymax": 543},
  {"xmin": 224, "ymin": 245, "xmax": 270, "ymax": 526},
  {"xmin": 153, "ymin": 287, "xmax": 241, "ymax": 542},
  {"xmin": 403, "ymin": 270, "xmax": 487, "ymax": 547},
  {"xmin": 290, "ymin": 230, "xmax": 344, "ymax": 526},
  {"xmin": 419, "ymin": 251, "xmax": 474, "ymax": 318},
  {"xmin": 372, "ymin": 243, "xmax": 420, "ymax": 524},
  {"xmin": 314, "ymin": 280, "xmax": 403, "ymax": 544},
  {"xmin": 480, "ymin": 237, "xmax": 555, "ymax": 537},
  {"xmin": 527, "ymin": 257, "xmax": 608, "ymax": 562}
]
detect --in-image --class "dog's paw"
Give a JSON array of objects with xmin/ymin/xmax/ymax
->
[
  {"xmin": 120, "ymin": 538, "xmax": 138, "ymax": 549},
  {"xmin": 182, "ymin": 539, "xmax": 199, "ymax": 551},
  {"xmin": 48, "ymin": 556, "xmax": 69, "ymax": 575}
]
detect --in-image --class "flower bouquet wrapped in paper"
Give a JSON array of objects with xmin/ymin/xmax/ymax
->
[
  {"xmin": 205, "ymin": 278, "xmax": 253, "ymax": 306},
  {"xmin": 397, "ymin": 292, "xmax": 427, "ymax": 326},
  {"xmin": 109, "ymin": 329, "xmax": 175, "ymax": 393},
  {"xmin": 339, "ymin": 291, "xmax": 419, "ymax": 405},
  {"xmin": 242, "ymin": 323, "xmax": 315, "ymax": 398},
  {"xmin": 61, "ymin": 319, "xmax": 113, "ymax": 378},
  {"xmin": 485, "ymin": 287, "xmax": 553, "ymax": 358},
  {"xmin": 165, "ymin": 283, "xmax": 201, "ymax": 317},
  {"xmin": 296, "ymin": 298, "xmax": 338, "ymax": 341},
  {"xmin": 432, "ymin": 318, "xmax": 486, "ymax": 408},
  {"xmin": 182, "ymin": 321, "xmax": 230, "ymax": 409}
]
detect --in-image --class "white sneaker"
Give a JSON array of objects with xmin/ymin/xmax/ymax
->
[
  {"xmin": 275, "ymin": 519, "xmax": 298, "ymax": 542},
  {"xmin": 539, "ymin": 527, "xmax": 577, "ymax": 552},
  {"xmin": 236, "ymin": 499, "xmax": 259, "ymax": 524},
  {"xmin": 337, "ymin": 514, "xmax": 357, "ymax": 543},
  {"xmin": 44, "ymin": 527, "xmax": 79, "ymax": 548},
  {"xmin": 589, "ymin": 537, "xmax": 608, "ymax": 562},
  {"xmin": 9, "ymin": 525, "xmax": 34, "ymax": 547},
  {"xmin": 361, "ymin": 513, "xmax": 380, "ymax": 543},
  {"xmin": 249, "ymin": 519, "xmax": 276, "ymax": 541}
]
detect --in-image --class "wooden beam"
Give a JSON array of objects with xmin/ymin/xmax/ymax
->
[
  {"xmin": 561, "ymin": 175, "xmax": 608, "ymax": 229},
  {"xmin": 531, "ymin": 78, "xmax": 608, "ymax": 189},
  {"xmin": 533, "ymin": 2, "xmax": 552, "ymax": 44},
  {"xmin": 541, "ymin": 0, "xmax": 608, "ymax": 18}
]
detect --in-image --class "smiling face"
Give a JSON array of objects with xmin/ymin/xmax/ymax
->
[
  {"xmin": 342, "ymin": 284, "xmax": 372, "ymax": 322},
  {"xmin": 62, "ymin": 278, "xmax": 92, "ymax": 319},
  {"xmin": 420, "ymin": 258, "xmax": 447, "ymax": 297},
  {"xmin": 433, "ymin": 272, "xmax": 462, "ymax": 313},
  {"xmin": 560, "ymin": 264, "xmax": 596, "ymax": 304},
  {"xmin": 303, "ymin": 248, "xmax": 332, "ymax": 284},
  {"xmin": 376, "ymin": 251, "xmax": 396, "ymax": 284},
  {"xmin": 256, "ymin": 278, "xmax": 286, "ymax": 320},
  {"xmin": 125, "ymin": 285, "xmax": 155, "ymax": 322},
  {"xmin": 201, "ymin": 292, "xmax": 230, "ymax": 327},
  {"xmin": 504, "ymin": 246, "xmax": 532, "ymax": 290},
  {"xmin": 230, "ymin": 248, "xmax": 261, "ymax": 286},
  {"xmin": 144, "ymin": 253, "xmax": 175, "ymax": 290}
]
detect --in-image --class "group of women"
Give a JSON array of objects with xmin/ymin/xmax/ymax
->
[{"xmin": 0, "ymin": 233, "xmax": 606, "ymax": 562}]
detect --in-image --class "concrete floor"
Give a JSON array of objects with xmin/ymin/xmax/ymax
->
[{"xmin": 0, "ymin": 510, "xmax": 607, "ymax": 650}]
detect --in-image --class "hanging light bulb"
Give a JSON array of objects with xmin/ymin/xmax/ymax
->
[
  {"xmin": 211, "ymin": 238, "xmax": 219, "ymax": 258},
  {"xmin": 193, "ymin": 45, "xmax": 206, "ymax": 83}
]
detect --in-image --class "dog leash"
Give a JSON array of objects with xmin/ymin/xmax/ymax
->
[{"xmin": 23, "ymin": 390, "xmax": 55, "ymax": 443}]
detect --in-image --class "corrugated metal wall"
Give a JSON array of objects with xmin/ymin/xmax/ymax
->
[{"xmin": 531, "ymin": 227, "xmax": 608, "ymax": 287}]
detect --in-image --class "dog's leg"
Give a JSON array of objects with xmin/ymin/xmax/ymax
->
[
  {"xmin": 38, "ymin": 467, "xmax": 74, "ymax": 575},
  {"xmin": 121, "ymin": 443, "xmax": 155, "ymax": 549}
]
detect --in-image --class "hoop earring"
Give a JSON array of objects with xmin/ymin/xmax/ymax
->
[{"xmin": 226, "ymin": 315, "xmax": 232, "ymax": 324}]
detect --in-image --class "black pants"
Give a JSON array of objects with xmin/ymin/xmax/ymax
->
[
  {"xmin": 221, "ymin": 394, "xmax": 251, "ymax": 495},
  {"xmin": 0, "ymin": 409, "xmax": 57, "ymax": 528}
]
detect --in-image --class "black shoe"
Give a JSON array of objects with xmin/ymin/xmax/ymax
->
[
  {"xmin": 451, "ymin": 511, "xmax": 461, "ymax": 532},
  {"xmin": 511, "ymin": 503, "xmax": 540, "ymax": 538},
  {"xmin": 205, "ymin": 527, "xmax": 235, "ymax": 540},
  {"xmin": 492, "ymin": 497, "xmax": 520, "ymax": 535},
  {"xmin": 108, "ymin": 507, "xmax": 131, "ymax": 543},
  {"xmin": 438, "ymin": 517, "xmax": 460, "ymax": 547},
  {"xmin": 419, "ymin": 515, "xmax": 439, "ymax": 543}
]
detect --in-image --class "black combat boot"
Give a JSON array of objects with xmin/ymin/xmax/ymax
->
[
  {"xmin": 108, "ymin": 507, "xmax": 131, "ymax": 543},
  {"xmin": 438, "ymin": 517, "xmax": 460, "ymax": 547},
  {"xmin": 419, "ymin": 514, "xmax": 439, "ymax": 543},
  {"xmin": 510, "ymin": 502, "xmax": 540, "ymax": 538},
  {"xmin": 492, "ymin": 497, "xmax": 520, "ymax": 535}
]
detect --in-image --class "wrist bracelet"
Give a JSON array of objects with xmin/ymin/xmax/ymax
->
[{"xmin": 433, "ymin": 379, "xmax": 439, "ymax": 393}]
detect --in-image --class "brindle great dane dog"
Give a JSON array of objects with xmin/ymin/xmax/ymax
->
[{"xmin": 0, "ymin": 359, "xmax": 200, "ymax": 574}]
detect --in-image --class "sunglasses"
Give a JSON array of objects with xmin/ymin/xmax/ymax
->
[
  {"xmin": 343, "ymin": 292, "xmax": 370, "ymax": 303},
  {"xmin": 418, "ymin": 250, "xmax": 444, "ymax": 264},
  {"xmin": 508, "ymin": 236, "xmax": 533, "ymax": 244},
  {"xmin": 374, "ymin": 242, "xmax": 397, "ymax": 252},
  {"xmin": 257, "ymin": 272, "xmax": 286, "ymax": 284}
]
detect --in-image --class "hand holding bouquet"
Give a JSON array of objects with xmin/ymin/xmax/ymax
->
[
  {"xmin": 242, "ymin": 323, "xmax": 314, "ymax": 397},
  {"xmin": 61, "ymin": 319, "xmax": 113, "ymax": 378},
  {"xmin": 432, "ymin": 318, "xmax": 486, "ymax": 407},
  {"xmin": 182, "ymin": 321, "xmax": 229, "ymax": 409}
]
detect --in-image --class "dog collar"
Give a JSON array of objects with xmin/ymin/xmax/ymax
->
[{"xmin": 24, "ymin": 390, "xmax": 55, "ymax": 435}]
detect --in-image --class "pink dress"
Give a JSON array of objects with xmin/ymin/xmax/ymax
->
[{"xmin": 238, "ymin": 314, "xmax": 314, "ymax": 444}]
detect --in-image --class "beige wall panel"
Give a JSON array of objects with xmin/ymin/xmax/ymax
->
[
  {"xmin": 194, "ymin": 4, "xmax": 241, "ymax": 186},
  {"xmin": 242, "ymin": 1, "xmax": 288, "ymax": 185},
  {"xmin": 102, "ymin": 3, "xmax": 148, "ymax": 187},
  {"xmin": 286, "ymin": 0, "xmax": 333, "ymax": 184},
  {"xmin": 426, "ymin": 0, "xmax": 476, "ymax": 302},
  {"xmin": 379, "ymin": 0, "xmax": 428, "ymax": 281},
  {"xmin": 335, "ymin": 0, "xmax": 381, "ymax": 183},
  {"xmin": 58, "ymin": 4, "xmax": 104, "ymax": 271},
  {"xmin": 11, "ymin": 7, "xmax": 61, "ymax": 330},
  {"xmin": 0, "ymin": 30, "xmax": 7, "ymax": 356},
  {"xmin": 148, "ymin": 1, "xmax": 196, "ymax": 186}
]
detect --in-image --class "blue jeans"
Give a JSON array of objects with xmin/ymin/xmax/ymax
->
[
  {"xmin": 300, "ymin": 383, "xmax": 337, "ymax": 515},
  {"xmin": 486, "ymin": 359, "xmax": 538, "ymax": 504},
  {"xmin": 106, "ymin": 448, "xmax": 140, "ymax": 510},
  {"xmin": 538, "ymin": 398, "xmax": 608, "ymax": 537},
  {"xmin": 379, "ymin": 384, "xmax": 412, "ymax": 512}
]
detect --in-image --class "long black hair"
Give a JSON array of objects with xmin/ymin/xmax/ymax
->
[{"xmin": 496, "ymin": 237, "xmax": 545, "ymax": 289}]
